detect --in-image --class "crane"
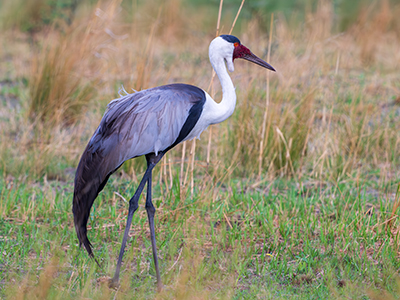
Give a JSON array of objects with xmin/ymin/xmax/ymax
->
[{"xmin": 72, "ymin": 34, "xmax": 275, "ymax": 290}]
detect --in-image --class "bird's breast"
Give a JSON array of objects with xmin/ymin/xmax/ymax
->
[{"xmin": 181, "ymin": 95, "xmax": 216, "ymax": 142}]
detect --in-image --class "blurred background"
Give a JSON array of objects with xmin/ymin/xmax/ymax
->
[
  {"xmin": 2, "ymin": 1, "xmax": 400, "ymax": 298},
  {"xmin": 0, "ymin": 0, "xmax": 399, "ymax": 184}
]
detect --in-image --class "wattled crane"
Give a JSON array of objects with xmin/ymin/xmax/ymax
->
[{"xmin": 73, "ymin": 34, "xmax": 275, "ymax": 290}]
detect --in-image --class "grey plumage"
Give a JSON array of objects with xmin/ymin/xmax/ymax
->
[
  {"xmin": 72, "ymin": 35, "xmax": 275, "ymax": 290},
  {"xmin": 73, "ymin": 83, "xmax": 205, "ymax": 258}
]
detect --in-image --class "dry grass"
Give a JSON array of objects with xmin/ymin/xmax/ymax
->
[
  {"xmin": 28, "ymin": 28, "xmax": 96, "ymax": 126},
  {"xmin": 1, "ymin": 0, "xmax": 399, "ymax": 182},
  {"xmin": 1, "ymin": 1, "xmax": 400, "ymax": 296}
]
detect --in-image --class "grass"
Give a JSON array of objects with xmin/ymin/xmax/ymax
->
[
  {"xmin": 1, "ymin": 177, "xmax": 400, "ymax": 299},
  {"xmin": 1, "ymin": 0, "xmax": 400, "ymax": 298}
]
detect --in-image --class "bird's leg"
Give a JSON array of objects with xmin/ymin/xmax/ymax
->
[
  {"xmin": 145, "ymin": 161, "xmax": 162, "ymax": 292},
  {"xmin": 110, "ymin": 165, "xmax": 154, "ymax": 287},
  {"xmin": 144, "ymin": 152, "xmax": 164, "ymax": 291}
]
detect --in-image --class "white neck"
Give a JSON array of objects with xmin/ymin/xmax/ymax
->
[{"xmin": 207, "ymin": 40, "xmax": 237, "ymax": 125}]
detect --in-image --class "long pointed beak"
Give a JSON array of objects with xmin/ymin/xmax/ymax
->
[{"xmin": 242, "ymin": 53, "xmax": 276, "ymax": 72}]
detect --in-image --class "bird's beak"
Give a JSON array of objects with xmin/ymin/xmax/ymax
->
[{"xmin": 242, "ymin": 52, "xmax": 276, "ymax": 72}]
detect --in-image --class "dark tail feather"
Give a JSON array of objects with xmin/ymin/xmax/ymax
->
[{"xmin": 72, "ymin": 147, "xmax": 111, "ymax": 265}]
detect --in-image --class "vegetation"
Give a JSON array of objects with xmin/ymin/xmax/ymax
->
[{"xmin": 1, "ymin": 0, "xmax": 400, "ymax": 298}]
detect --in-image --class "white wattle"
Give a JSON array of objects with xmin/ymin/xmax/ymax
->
[{"xmin": 184, "ymin": 37, "xmax": 237, "ymax": 141}]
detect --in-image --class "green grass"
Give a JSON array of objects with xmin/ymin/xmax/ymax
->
[
  {"xmin": 1, "ymin": 175, "xmax": 400, "ymax": 299},
  {"xmin": 1, "ymin": 0, "xmax": 400, "ymax": 298}
]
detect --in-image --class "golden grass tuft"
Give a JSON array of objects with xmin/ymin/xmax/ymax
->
[
  {"xmin": 352, "ymin": 0, "xmax": 396, "ymax": 66},
  {"xmin": 29, "ymin": 34, "xmax": 96, "ymax": 126},
  {"xmin": 28, "ymin": 20, "xmax": 100, "ymax": 126},
  {"xmin": 7, "ymin": 257, "xmax": 59, "ymax": 300}
]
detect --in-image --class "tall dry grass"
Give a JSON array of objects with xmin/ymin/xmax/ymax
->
[
  {"xmin": 27, "ymin": 0, "xmax": 128, "ymax": 126},
  {"xmin": 28, "ymin": 31, "xmax": 96, "ymax": 126},
  {"xmin": 0, "ymin": 0, "xmax": 399, "ymax": 186},
  {"xmin": 1, "ymin": 1, "xmax": 400, "ymax": 298}
]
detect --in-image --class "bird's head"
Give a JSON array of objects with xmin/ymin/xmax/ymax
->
[{"xmin": 209, "ymin": 34, "xmax": 276, "ymax": 73}]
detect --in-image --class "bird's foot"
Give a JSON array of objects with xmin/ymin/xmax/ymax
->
[
  {"xmin": 108, "ymin": 277, "xmax": 120, "ymax": 290},
  {"xmin": 157, "ymin": 281, "xmax": 163, "ymax": 293},
  {"xmin": 96, "ymin": 276, "xmax": 112, "ymax": 287}
]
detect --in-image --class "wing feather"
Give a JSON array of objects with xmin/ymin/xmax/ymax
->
[{"xmin": 73, "ymin": 83, "xmax": 205, "ymax": 256}]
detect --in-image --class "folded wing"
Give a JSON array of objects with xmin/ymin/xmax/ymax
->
[{"xmin": 73, "ymin": 83, "xmax": 206, "ymax": 256}]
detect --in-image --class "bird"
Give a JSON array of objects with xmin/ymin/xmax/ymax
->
[{"xmin": 72, "ymin": 34, "xmax": 275, "ymax": 291}]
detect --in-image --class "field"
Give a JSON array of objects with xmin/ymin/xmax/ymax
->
[{"xmin": 1, "ymin": 0, "xmax": 400, "ymax": 299}]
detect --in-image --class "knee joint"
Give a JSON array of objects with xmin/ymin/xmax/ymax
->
[
  {"xmin": 129, "ymin": 200, "xmax": 139, "ymax": 212},
  {"xmin": 146, "ymin": 204, "xmax": 156, "ymax": 214}
]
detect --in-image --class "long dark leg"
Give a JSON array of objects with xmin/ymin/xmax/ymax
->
[
  {"xmin": 145, "ymin": 161, "xmax": 162, "ymax": 291},
  {"xmin": 110, "ymin": 165, "xmax": 154, "ymax": 287},
  {"xmin": 110, "ymin": 152, "xmax": 164, "ymax": 289}
]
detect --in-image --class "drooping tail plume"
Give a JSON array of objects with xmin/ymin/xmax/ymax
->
[{"xmin": 72, "ymin": 145, "xmax": 112, "ymax": 262}]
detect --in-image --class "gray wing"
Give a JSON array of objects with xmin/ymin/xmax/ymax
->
[
  {"xmin": 72, "ymin": 83, "xmax": 205, "ymax": 256},
  {"xmin": 88, "ymin": 83, "xmax": 205, "ymax": 172}
]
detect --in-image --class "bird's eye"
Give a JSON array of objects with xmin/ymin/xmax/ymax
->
[{"xmin": 234, "ymin": 42, "xmax": 239, "ymax": 47}]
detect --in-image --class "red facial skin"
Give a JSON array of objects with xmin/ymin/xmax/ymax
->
[
  {"xmin": 233, "ymin": 44, "xmax": 252, "ymax": 60},
  {"xmin": 232, "ymin": 43, "xmax": 276, "ymax": 71}
]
